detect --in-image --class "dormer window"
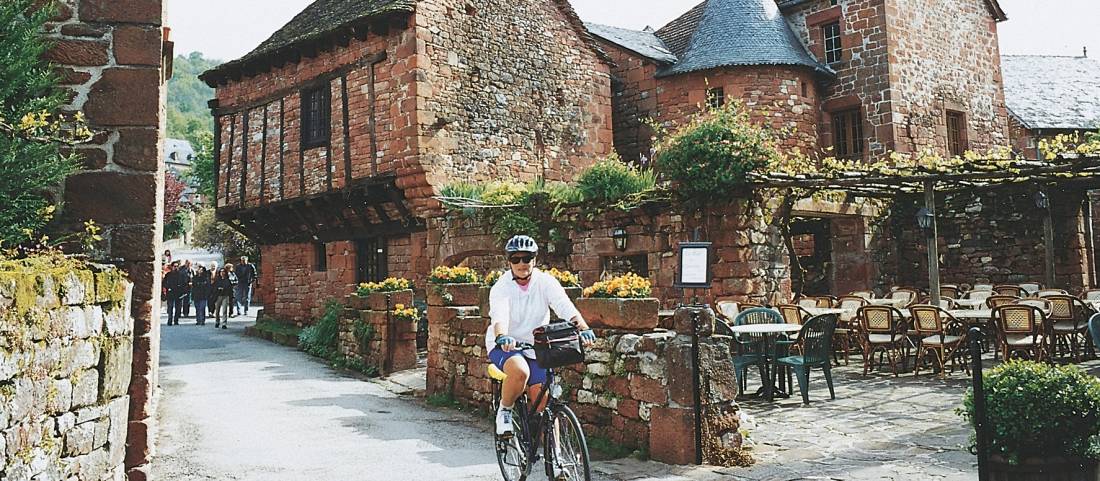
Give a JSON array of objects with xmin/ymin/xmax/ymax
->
[{"xmin": 823, "ymin": 22, "xmax": 842, "ymax": 64}]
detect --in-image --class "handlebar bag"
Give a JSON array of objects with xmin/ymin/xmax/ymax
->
[{"xmin": 532, "ymin": 321, "xmax": 585, "ymax": 369}]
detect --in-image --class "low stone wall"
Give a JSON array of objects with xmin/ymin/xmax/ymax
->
[
  {"xmin": 1, "ymin": 263, "xmax": 135, "ymax": 481},
  {"xmin": 339, "ymin": 291, "xmax": 418, "ymax": 376},
  {"xmin": 426, "ymin": 299, "xmax": 746, "ymax": 465}
]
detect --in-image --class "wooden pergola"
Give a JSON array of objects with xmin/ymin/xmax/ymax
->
[{"xmin": 746, "ymin": 155, "xmax": 1100, "ymax": 303}]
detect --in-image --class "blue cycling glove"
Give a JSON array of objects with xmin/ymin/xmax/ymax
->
[
  {"xmin": 579, "ymin": 329, "xmax": 596, "ymax": 343},
  {"xmin": 495, "ymin": 335, "xmax": 516, "ymax": 347}
]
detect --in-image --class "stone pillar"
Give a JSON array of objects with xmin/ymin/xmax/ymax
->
[
  {"xmin": 425, "ymin": 283, "xmax": 489, "ymax": 407},
  {"xmin": 341, "ymin": 290, "xmax": 418, "ymax": 376},
  {"xmin": 46, "ymin": 1, "xmax": 167, "ymax": 479}
]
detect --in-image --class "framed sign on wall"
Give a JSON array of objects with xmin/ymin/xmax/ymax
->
[{"xmin": 675, "ymin": 242, "xmax": 712, "ymax": 289}]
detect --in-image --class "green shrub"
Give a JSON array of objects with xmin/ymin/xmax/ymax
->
[
  {"xmin": 961, "ymin": 360, "xmax": 1100, "ymax": 464},
  {"xmin": 576, "ymin": 154, "xmax": 656, "ymax": 203},
  {"xmin": 654, "ymin": 101, "xmax": 780, "ymax": 200},
  {"xmin": 298, "ymin": 300, "xmax": 343, "ymax": 360},
  {"xmin": 440, "ymin": 182, "xmax": 487, "ymax": 201},
  {"xmin": 0, "ymin": 1, "xmax": 81, "ymax": 248}
]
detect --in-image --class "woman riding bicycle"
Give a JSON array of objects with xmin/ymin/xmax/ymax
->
[{"xmin": 487, "ymin": 235, "xmax": 596, "ymax": 437}]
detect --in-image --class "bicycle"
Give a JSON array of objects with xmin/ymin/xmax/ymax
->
[{"xmin": 489, "ymin": 343, "xmax": 591, "ymax": 481}]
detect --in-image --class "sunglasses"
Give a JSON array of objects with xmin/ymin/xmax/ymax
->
[{"xmin": 509, "ymin": 255, "xmax": 534, "ymax": 265}]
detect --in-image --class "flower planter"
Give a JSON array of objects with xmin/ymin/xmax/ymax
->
[
  {"xmin": 563, "ymin": 287, "xmax": 582, "ymax": 301},
  {"xmin": 360, "ymin": 289, "xmax": 414, "ymax": 311},
  {"xmin": 989, "ymin": 455, "xmax": 1098, "ymax": 481},
  {"xmin": 479, "ymin": 286, "xmax": 492, "ymax": 317},
  {"xmin": 428, "ymin": 282, "xmax": 482, "ymax": 306},
  {"xmin": 575, "ymin": 297, "xmax": 660, "ymax": 331},
  {"xmin": 347, "ymin": 295, "xmax": 369, "ymax": 311}
]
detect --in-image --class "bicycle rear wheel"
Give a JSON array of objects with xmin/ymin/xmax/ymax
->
[
  {"xmin": 495, "ymin": 397, "xmax": 529, "ymax": 481},
  {"xmin": 545, "ymin": 405, "xmax": 591, "ymax": 481}
]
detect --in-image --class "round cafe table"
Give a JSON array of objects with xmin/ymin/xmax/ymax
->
[
  {"xmin": 953, "ymin": 299, "xmax": 987, "ymax": 310},
  {"xmin": 728, "ymin": 323, "xmax": 803, "ymax": 401}
]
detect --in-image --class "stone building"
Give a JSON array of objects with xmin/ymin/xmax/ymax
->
[
  {"xmin": 200, "ymin": 0, "xmax": 613, "ymax": 321},
  {"xmin": 587, "ymin": 0, "xmax": 1011, "ymax": 163},
  {"xmin": 1002, "ymin": 53, "xmax": 1100, "ymax": 157}
]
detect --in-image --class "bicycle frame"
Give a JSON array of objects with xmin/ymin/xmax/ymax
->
[{"xmin": 510, "ymin": 368, "xmax": 560, "ymax": 478}]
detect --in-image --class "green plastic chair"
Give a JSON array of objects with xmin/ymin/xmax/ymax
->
[
  {"xmin": 776, "ymin": 313, "xmax": 838, "ymax": 404},
  {"xmin": 731, "ymin": 307, "xmax": 783, "ymax": 396},
  {"xmin": 1090, "ymin": 312, "xmax": 1100, "ymax": 354}
]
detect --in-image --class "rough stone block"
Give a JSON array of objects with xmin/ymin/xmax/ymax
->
[
  {"xmin": 66, "ymin": 171, "xmax": 158, "ymax": 225},
  {"xmin": 649, "ymin": 407, "xmax": 696, "ymax": 465},
  {"xmin": 56, "ymin": 412, "xmax": 77, "ymax": 434},
  {"xmin": 72, "ymin": 368, "xmax": 100, "ymax": 408},
  {"xmin": 46, "ymin": 39, "xmax": 109, "ymax": 66},
  {"xmin": 74, "ymin": 403, "xmax": 107, "ymax": 424},
  {"xmin": 112, "ymin": 25, "xmax": 162, "ymax": 66},
  {"xmin": 48, "ymin": 378, "xmax": 74, "ymax": 414},
  {"xmin": 98, "ymin": 337, "xmax": 133, "ymax": 401},
  {"xmin": 427, "ymin": 283, "xmax": 480, "ymax": 306},
  {"xmin": 83, "ymin": 68, "xmax": 161, "ymax": 127},
  {"xmin": 111, "ymin": 128, "xmax": 160, "ymax": 171},
  {"xmin": 364, "ymin": 289, "xmax": 414, "ymax": 311},
  {"xmin": 575, "ymin": 297, "xmax": 659, "ymax": 331},
  {"xmin": 103, "ymin": 302, "xmax": 132, "ymax": 336},
  {"xmin": 108, "ymin": 396, "xmax": 130, "ymax": 466},
  {"xmin": 60, "ymin": 270, "xmax": 94, "ymax": 305},
  {"xmin": 122, "ymin": 418, "xmax": 151, "ymax": 467},
  {"xmin": 672, "ymin": 306, "xmax": 715, "ymax": 336},
  {"xmin": 65, "ymin": 421, "xmax": 96, "ymax": 456},
  {"xmin": 79, "ymin": 0, "xmax": 163, "ymax": 24}
]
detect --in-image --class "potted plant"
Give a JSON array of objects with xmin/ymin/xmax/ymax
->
[
  {"xmin": 427, "ymin": 266, "xmax": 481, "ymax": 306},
  {"xmin": 391, "ymin": 303, "xmax": 421, "ymax": 340},
  {"xmin": 354, "ymin": 277, "xmax": 414, "ymax": 311},
  {"xmin": 960, "ymin": 360, "xmax": 1100, "ymax": 480},
  {"xmin": 575, "ymin": 272, "xmax": 659, "ymax": 331},
  {"xmin": 547, "ymin": 267, "xmax": 582, "ymax": 300},
  {"xmin": 479, "ymin": 270, "xmax": 504, "ymax": 315}
]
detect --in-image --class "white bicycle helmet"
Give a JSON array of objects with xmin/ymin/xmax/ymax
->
[{"xmin": 504, "ymin": 235, "xmax": 538, "ymax": 255}]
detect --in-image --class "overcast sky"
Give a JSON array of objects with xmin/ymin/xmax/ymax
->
[{"xmin": 167, "ymin": 0, "xmax": 1099, "ymax": 62}]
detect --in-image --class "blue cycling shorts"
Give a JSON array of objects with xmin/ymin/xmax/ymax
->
[{"xmin": 489, "ymin": 348, "xmax": 548, "ymax": 386}]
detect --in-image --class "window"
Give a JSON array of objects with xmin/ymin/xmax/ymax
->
[
  {"xmin": 946, "ymin": 111, "xmax": 967, "ymax": 157},
  {"xmin": 301, "ymin": 85, "xmax": 330, "ymax": 148},
  {"xmin": 706, "ymin": 87, "xmax": 725, "ymax": 109},
  {"xmin": 314, "ymin": 242, "xmax": 327, "ymax": 272},
  {"xmin": 823, "ymin": 22, "xmax": 842, "ymax": 64},
  {"xmin": 356, "ymin": 238, "xmax": 388, "ymax": 283},
  {"xmin": 832, "ymin": 108, "xmax": 864, "ymax": 159}
]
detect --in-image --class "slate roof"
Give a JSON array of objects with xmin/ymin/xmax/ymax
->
[
  {"xmin": 1001, "ymin": 55, "xmax": 1100, "ymax": 130},
  {"xmin": 584, "ymin": 22, "xmax": 678, "ymax": 64},
  {"xmin": 653, "ymin": 0, "xmax": 831, "ymax": 77}
]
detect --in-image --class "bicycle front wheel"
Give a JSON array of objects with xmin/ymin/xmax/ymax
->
[
  {"xmin": 545, "ymin": 405, "xmax": 591, "ymax": 481},
  {"xmin": 495, "ymin": 397, "xmax": 528, "ymax": 481}
]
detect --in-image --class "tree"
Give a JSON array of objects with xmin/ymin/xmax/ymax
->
[
  {"xmin": 185, "ymin": 130, "xmax": 215, "ymax": 199},
  {"xmin": 167, "ymin": 52, "xmax": 221, "ymax": 146},
  {"xmin": 191, "ymin": 207, "xmax": 257, "ymax": 260},
  {"xmin": 164, "ymin": 171, "xmax": 186, "ymax": 223},
  {"xmin": 0, "ymin": 1, "xmax": 83, "ymax": 248}
]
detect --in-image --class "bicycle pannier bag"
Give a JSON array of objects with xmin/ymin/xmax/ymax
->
[{"xmin": 532, "ymin": 321, "xmax": 585, "ymax": 368}]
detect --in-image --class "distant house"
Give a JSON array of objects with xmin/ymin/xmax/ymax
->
[
  {"xmin": 164, "ymin": 138, "xmax": 202, "ymax": 206},
  {"xmin": 1002, "ymin": 54, "xmax": 1100, "ymax": 157}
]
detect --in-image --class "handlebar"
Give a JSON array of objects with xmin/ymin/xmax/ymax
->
[{"xmin": 511, "ymin": 342, "xmax": 535, "ymax": 350}]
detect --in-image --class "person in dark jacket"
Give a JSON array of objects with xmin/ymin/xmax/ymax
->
[
  {"xmin": 234, "ymin": 256, "xmax": 256, "ymax": 316},
  {"xmin": 163, "ymin": 261, "xmax": 185, "ymax": 326},
  {"xmin": 191, "ymin": 265, "xmax": 212, "ymax": 326},
  {"xmin": 179, "ymin": 260, "xmax": 193, "ymax": 318},
  {"xmin": 213, "ymin": 267, "xmax": 234, "ymax": 329}
]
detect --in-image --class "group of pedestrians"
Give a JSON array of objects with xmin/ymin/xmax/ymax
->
[{"xmin": 162, "ymin": 252, "xmax": 257, "ymax": 329}]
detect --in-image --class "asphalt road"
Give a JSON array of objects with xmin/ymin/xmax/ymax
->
[{"xmin": 150, "ymin": 309, "xmax": 507, "ymax": 481}]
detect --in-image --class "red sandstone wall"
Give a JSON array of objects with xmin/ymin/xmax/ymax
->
[
  {"xmin": 46, "ymin": 0, "xmax": 166, "ymax": 478},
  {"xmin": 591, "ymin": 39, "xmax": 661, "ymax": 163},
  {"xmin": 213, "ymin": 22, "xmax": 422, "ymax": 210}
]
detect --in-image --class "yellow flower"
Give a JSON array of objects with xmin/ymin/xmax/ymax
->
[
  {"xmin": 547, "ymin": 268, "xmax": 580, "ymax": 288},
  {"xmin": 429, "ymin": 265, "xmax": 479, "ymax": 284},
  {"xmin": 582, "ymin": 273, "xmax": 651, "ymax": 299}
]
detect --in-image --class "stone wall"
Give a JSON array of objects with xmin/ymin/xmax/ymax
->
[
  {"xmin": 426, "ymin": 298, "xmax": 745, "ymax": 465},
  {"xmin": 415, "ymin": 0, "xmax": 613, "ymax": 191},
  {"xmin": 338, "ymin": 291, "xmax": 418, "ymax": 376},
  {"xmin": 596, "ymin": 39, "xmax": 821, "ymax": 162},
  {"xmin": 879, "ymin": 188, "xmax": 1093, "ymax": 290},
  {"xmin": 43, "ymin": 1, "xmax": 166, "ymax": 478},
  {"xmin": 1, "ymin": 264, "xmax": 135, "ymax": 481}
]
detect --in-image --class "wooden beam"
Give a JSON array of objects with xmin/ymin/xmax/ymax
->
[
  {"xmin": 225, "ymin": 114, "xmax": 235, "ymax": 205},
  {"xmin": 260, "ymin": 104, "xmax": 268, "ymax": 205},
  {"xmin": 279, "ymin": 99, "xmax": 286, "ymax": 201},
  {"xmin": 925, "ymin": 181, "xmax": 941, "ymax": 306},
  {"xmin": 1041, "ymin": 187, "xmax": 1057, "ymax": 287},
  {"xmin": 213, "ymin": 115, "xmax": 222, "ymax": 207},
  {"xmin": 240, "ymin": 111, "xmax": 249, "ymax": 209},
  {"xmin": 341, "ymin": 75, "xmax": 353, "ymax": 187},
  {"xmin": 368, "ymin": 60, "xmax": 380, "ymax": 176}
]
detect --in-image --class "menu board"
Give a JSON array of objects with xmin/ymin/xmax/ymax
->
[{"xmin": 676, "ymin": 242, "xmax": 712, "ymax": 288}]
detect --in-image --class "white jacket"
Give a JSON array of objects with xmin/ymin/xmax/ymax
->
[{"xmin": 484, "ymin": 268, "xmax": 581, "ymax": 357}]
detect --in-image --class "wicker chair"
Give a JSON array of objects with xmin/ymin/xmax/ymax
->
[
  {"xmin": 939, "ymin": 286, "xmax": 961, "ymax": 300},
  {"xmin": 993, "ymin": 285, "xmax": 1025, "ymax": 297},
  {"xmin": 967, "ymin": 290, "xmax": 994, "ymax": 303},
  {"xmin": 909, "ymin": 305, "xmax": 969, "ymax": 379},
  {"xmin": 926, "ymin": 297, "xmax": 956, "ymax": 310},
  {"xmin": 889, "ymin": 288, "xmax": 919, "ymax": 307},
  {"xmin": 1044, "ymin": 295, "xmax": 1093, "ymax": 361},
  {"xmin": 993, "ymin": 304, "xmax": 1047, "ymax": 361},
  {"xmin": 985, "ymin": 295, "xmax": 1019, "ymax": 309},
  {"xmin": 856, "ymin": 305, "xmax": 908, "ymax": 376},
  {"xmin": 1037, "ymin": 288, "xmax": 1069, "ymax": 298},
  {"xmin": 1018, "ymin": 298, "xmax": 1051, "ymax": 311},
  {"xmin": 775, "ymin": 314, "xmax": 838, "ymax": 404},
  {"xmin": 1018, "ymin": 282, "xmax": 1042, "ymax": 296},
  {"xmin": 1082, "ymin": 289, "xmax": 1100, "ymax": 301},
  {"xmin": 848, "ymin": 290, "xmax": 874, "ymax": 300},
  {"xmin": 972, "ymin": 283, "xmax": 994, "ymax": 292},
  {"xmin": 714, "ymin": 299, "xmax": 740, "ymax": 323},
  {"xmin": 832, "ymin": 296, "xmax": 868, "ymax": 366}
]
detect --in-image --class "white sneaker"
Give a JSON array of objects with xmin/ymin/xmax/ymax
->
[{"xmin": 495, "ymin": 408, "xmax": 513, "ymax": 436}]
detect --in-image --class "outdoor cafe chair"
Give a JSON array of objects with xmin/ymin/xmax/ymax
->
[
  {"xmin": 1018, "ymin": 282, "xmax": 1043, "ymax": 296},
  {"xmin": 1037, "ymin": 288, "xmax": 1069, "ymax": 298},
  {"xmin": 715, "ymin": 298, "xmax": 740, "ymax": 322},
  {"xmin": 939, "ymin": 286, "xmax": 961, "ymax": 300},
  {"xmin": 730, "ymin": 308, "xmax": 783, "ymax": 397},
  {"xmin": 834, "ymin": 296, "xmax": 867, "ymax": 365},
  {"xmin": 993, "ymin": 285, "xmax": 1025, "ymax": 297},
  {"xmin": 1044, "ymin": 294, "xmax": 1093, "ymax": 361},
  {"xmin": 1090, "ymin": 312, "xmax": 1100, "ymax": 354},
  {"xmin": 1082, "ymin": 289, "xmax": 1100, "ymax": 301},
  {"xmin": 972, "ymin": 283, "xmax": 994, "ymax": 292},
  {"xmin": 1017, "ymin": 298, "xmax": 1050, "ymax": 312},
  {"xmin": 909, "ymin": 305, "xmax": 969, "ymax": 379},
  {"xmin": 993, "ymin": 304, "xmax": 1047, "ymax": 362},
  {"xmin": 967, "ymin": 289, "xmax": 994, "ymax": 303},
  {"xmin": 848, "ymin": 290, "xmax": 874, "ymax": 300},
  {"xmin": 926, "ymin": 296, "xmax": 956, "ymax": 310},
  {"xmin": 857, "ymin": 305, "xmax": 908, "ymax": 376},
  {"xmin": 776, "ymin": 314, "xmax": 839, "ymax": 404},
  {"xmin": 777, "ymin": 304, "xmax": 810, "ymax": 347},
  {"xmin": 985, "ymin": 294, "xmax": 1019, "ymax": 309},
  {"xmin": 889, "ymin": 288, "xmax": 919, "ymax": 307},
  {"xmin": 796, "ymin": 297, "xmax": 818, "ymax": 309}
]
